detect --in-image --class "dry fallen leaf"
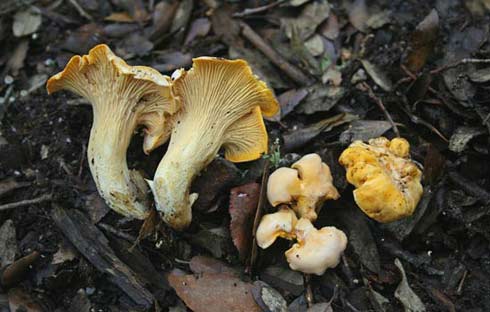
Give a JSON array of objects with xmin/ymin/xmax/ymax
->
[
  {"xmin": 272, "ymin": 88, "xmax": 309, "ymax": 121},
  {"xmin": 252, "ymin": 281, "xmax": 288, "ymax": 312},
  {"xmin": 192, "ymin": 157, "xmax": 240, "ymax": 213},
  {"xmin": 8, "ymin": 288, "xmax": 43, "ymax": 312},
  {"xmin": 229, "ymin": 183, "xmax": 260, "ymax": 261},
  {"xmin": 347, "ymin": 0, "xmax": 369, "ymax": 33},
  {"xmin": 360, "ymin": 59, "xmax": 393, "ymax": 92},
  {"xmin": 339, "ymin": 120, "xmax": 392, "ymax": 144},
  {"xmin": 13, "ymin": 7, "xmax": 41, "ymax": 37},
  {"xmin": 184, "ymin": 17, "xmax": 211, "ymax": 45},
  {"xmin": 168, "ymin": 271, "xmax": 261, "ymax": 312},
  {"xmin": 0, "ymin": 219, "xmax": 17, "ymax": 267},
  {"xmin": 320, "ymin": 14, "xmax": 340, "ymax": 40},
  {"xmin": 189, "ymin": 256, "xmax": 238, "ymax": 275},
  {"xmin": 6, "ymin": 40, "xmax": 29, "ymax": 76},
  {"xmin": 405, "ymin": 9, "xmax": 439, "ymax": 73},
  {"xmin": 394, "ymin": 259, "xmax": 426, "ymax": 312},
  {"xmin": 104, "ymin": 12, "xmax": 135, "ymax": 23},
  {"xmin": 282, "ymin": 0, "xmax": 330, "ymax": 40}
]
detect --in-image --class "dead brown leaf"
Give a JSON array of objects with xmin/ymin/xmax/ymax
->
[
  {"xmin": 405, "ymin": 9, "xmax": 439, "ymax": 73},
  {"xmin": 184, "ymin": 18, "xmax": 211, "ymax": 46},
  {"xmin": 321, "ymin": 14, "xmax": 340, "ymax": 40},
  {"xmin": 104, "ymin": 12, "xmax": 134, "ymax": 23},
  {"xmin": 192, "ymin": 157, "xmax": 240, "ymax": 213},
  {"xmin": 189, "ymin": 256, "xmax": 238, "ymax": 275},
  {"xmin": 168, "ymin": 271, "xmax": 261, "ymax": 312},
  {"xmin": 273, "ymin": 88, "xmax": 309, "ymax": 121},
  {"xmin": 347, "ymin": 0, "xmax": 369, "ymax": 33},
  {"xmin": 1, "ymin": 251, "xmax": 39, "ymax": 288},
  {"xmin": 229, "ymin": 183, "xmax": 260, "ymax": 261},
  {"xmin": 6, "ymin": 40, "xmax": 29, "ymax": 76},
  {"xmin": 61, "ymin": 23, "xmax": 104, "ymax": 55},
  {"xmin": 150, "ymin": 0, "xmax": 179, "ymax": 40},
  {"xmin": 281, "ymin": 0, "xmax": 330, "ymax": 40},
  {"xmin": 8, "ymin": 288, "xmax": 43, "ymax": 312}
]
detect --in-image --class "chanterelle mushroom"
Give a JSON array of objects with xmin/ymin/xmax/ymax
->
[
  {"xmin": 148, "ymin": 57, "xmax": 279, "ymax": 230},
  {"xmin": 47, "ymin": 44, "xmax": 177, "ymax": 219},
  {"xmin": 256, "ymin": 206, "xmax": 298, "ymax": 249},
  {"xmin": 285, "ymin": 218, "xmax": 347, "ymax": 276},
  {"xmin": 338, "ymin": 137, "xmax": 423, "ymax": 223},
  {"xmin": 267, "ymin": 154, "xmax": 340, "ymax": 221}
]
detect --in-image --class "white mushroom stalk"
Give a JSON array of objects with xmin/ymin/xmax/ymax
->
[
  {"xmin": 148, "ymin": 57, "xmax": 279, "ymax": 230},
  {"xmin": 47, "ymin": 44, "xmax": 177, "ymax": 219}
]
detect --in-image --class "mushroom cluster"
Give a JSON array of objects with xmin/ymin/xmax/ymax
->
[
  {"xmin": 338, "ymin": 137, "xmax": 423, "ymax": 223},
  {"xmin": 257, "ymin": 154, "xmax": 347, "ymax": 276},
  {"xmin": 47, "ymin": 45, "xmax": 279, "ymax": 230},
  {"xmin": 47, "ymin": 44, "xmax": 424, "ymax": 241}
]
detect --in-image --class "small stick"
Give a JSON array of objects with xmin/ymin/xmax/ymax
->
[
  {"xmin": 341, "ymin": 254, "xmax": 355, "ymax": 288},
  {"xmin": 359, "ymin": 82, "xmax": 400, "ymax": 137},
  {"xmin": 98, "ymin": 222, "xmax": 137, "ymax": 242},
  {"xmin": 240, "ymin": 22, "xmax": 314, "ymax": 86},
  {"xmin": 67, "ymin": 0, "xmax": 93, "ymax": 21},
  {"xmin": 456, "ymin": 270, "xmax": 468, "ymax": 295},
  {"xmin": 233, "ymin": 0, "xmax": 286, "ymax": 17},
  {"xmin": 78, "ymin": 143, "xmax": 86, "ymax": 178},
  {"xmin": 304, "ymin": 274, "xmax": 314, "ymax": 307},
  {"xmin": 430, "ymin": 58, "xmax": 490, "ymax": 75},
  {"xmin": 248, "ymin": 159, "xmax": 270, "ymax": 275},
  {"xmin": 0, "ymin": 194, "xmax": 52, "ymax": 211}
]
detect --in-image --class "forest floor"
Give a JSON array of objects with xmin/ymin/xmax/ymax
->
[{"xmin": 1, "ymin": 0, "xmax": 490, "ymax": 311}]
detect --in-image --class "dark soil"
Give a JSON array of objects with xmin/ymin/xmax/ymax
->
[{"xmin": 1, "ymin": 0, "xmax": 490, "ymax": 311}]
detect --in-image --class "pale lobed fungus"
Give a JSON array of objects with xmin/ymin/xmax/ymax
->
[
  {"xmin": 285, "ymin": 218, "xmax": 347, "ymax": 276},
  {"xmin": 147, "ymin": 57, "xmax": 280, "ymax": 230},
  {"xmin": 338, "ymin": 137, "xmax": 423, "ymax": 223},
  {"xmin": 267, "ymin": 154, "xmax": 340, "ymax": 221},
  {"xmin": 47, "ymin": 44, "xmax": 178, "ymax": 219},
  {"xmin": 256, "ymin": 206, "xmax": 298, "ymax": 249}
]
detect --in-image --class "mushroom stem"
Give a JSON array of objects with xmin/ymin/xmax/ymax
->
[
  {"xmin": 88, "ymin": 116, "xmax": 148, "ymax": 219},
  {"xmin": 151, "ymin": 117, "xmax": 224, "ymax": 230}
]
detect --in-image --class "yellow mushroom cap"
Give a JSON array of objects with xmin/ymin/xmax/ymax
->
[
  {"xmin": 285, "ymin": 218, "xmax": 347, "ymax": 276},
  {"xmin": 150, "ymin": 57, "xmax": 280, "ymax": 230},
  {"xmin": 46, "ymin": 44, "xmax": 177, "ymax": 219},
  {"xmin": 256, "ymin": 206, "xmax": 298, "ymax": 249},
  {"xmin": 267, "ymin": 153, "xmax": 340, "ymax": 221},
  {"xmin": 338, "ymin": 137, "xmax": 423, "ymax": 223}
]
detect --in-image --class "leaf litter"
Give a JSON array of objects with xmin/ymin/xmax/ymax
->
[{"xmin": 1, "ymin": 0, "xmax": 490, "ymax": 311}]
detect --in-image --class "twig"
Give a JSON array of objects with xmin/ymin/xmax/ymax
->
[
  {"xmin": 430, "ymin": 58, "xmax": 490, "ymax": 75},
  {"xmin": 341, "ymin": 254, "xmax": 355, "ymax": 288},
  {"xmin": 456, "ymin": 270, "xmax": 468, "ymax": 295},
  {"xmin": 240, "ymin": 22, "xmax": 314, "ymax": 86},
  {"xmin": 304, "ymin": 274, "xmax": 314, "ymax": 307},
  {"xmin": 233, "ymin": 0, "xmax": 286, "ymax": 17},
  {"xmin": 78, "ymin": 142, "xmax": 86, "ymax": 178},
  {"xmin": 359, "ymin": 82, "xmax": 400, "ymax": 137},
  {"xmin": 67, "ymin": 0, "xmax": 93, "ymax": 21},
  {"xmin": 0, "ymin": 194, "xmax": 52, "ymax": 211},
  {"xmin": 98, "ymin": 222, "xmax": 137, "ymax": 242},
  {"xmin": 448, "ymin": 171, "xmax": 490, "ymax": 205},
  {"xmin": 249, "ymin": 159, "xmax": 270, "ymax": 275},
  {"xmin": 0, "ymin": 180, "xmax": 30, "ymax": 198}
]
